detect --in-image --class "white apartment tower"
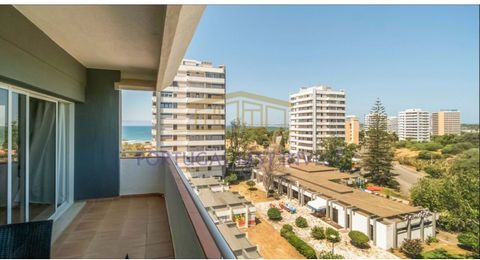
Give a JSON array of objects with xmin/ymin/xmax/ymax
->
[
  {"xmin": 152, "ymin": 59, "xmax": 226, "ymax": 178},
  {"xmin": 387, "ymin": 116, "xmax": 398, "ymax": 134},
  {"xmin": 397, "ymin": 109, "xmax": 431, "ymax": 141},
  {"xmin": 289, "ymin": 86, "xmax": 346, "ymax": 154}
]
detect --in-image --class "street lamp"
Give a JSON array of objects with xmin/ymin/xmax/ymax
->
[{"xmin": 329, "ymin": 234, "xmax": 337, "ymax": 254}]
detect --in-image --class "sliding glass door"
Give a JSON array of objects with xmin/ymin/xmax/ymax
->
[
  {"xmin": 0, "ymin": 88, "xmax": 7, "ymax": 224},
  {"xmin": 28, "ymin": 97, "xmax": 56, "ymax": 221},
  {"xmin": 0, "ymin": 82, "xmax": 73, "ymax": 224},
  {"xmin": 11, "ymin": 93, "xmax": 27, "ymax": 223}
]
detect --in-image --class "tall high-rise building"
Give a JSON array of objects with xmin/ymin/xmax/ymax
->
[
  {"xmin": 387, "ymin": 116, "xmax": 398, "ymax": 134},
  {"xmin": 397, "ymin": 109, "xmax": 431, "ymax": 141},
  {"xmin": 152, "ymin": 59, "xmax": 226, "ymax": 178},
  {"xmin": 289, "ymin": 86, "xmax": 346, "ymax": 154},
  {"xmin": 431, "ymin": 110, "xmax": 461, "ymax": 136},
  {"xmin": 345, "ymin": 115, "xmax": 360, "ymax": 145},
  {"xmin": 363, "ymin": 113, "xmax": 375, "ymax": 131}
]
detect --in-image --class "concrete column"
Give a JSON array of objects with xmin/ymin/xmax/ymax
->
[
  {"xmin": 432, "ymin": 212, "xmax": 437, "ymax": 238},
  {"xmin": 367, "ymin": 215, "xmax": 372, "ymax": 240},
  {"xmin": 298, "ymin": 187, "xmax": 302, "ymax": 203},
  {"xmin": 420, "ymin": 217, "xmax": 425, "ymax": 241},
  {"xmin": 245, "ymin": 205, "xmax": 249, "ymax": 228},
  {"xmin": 287, "ymin": 183, "xmax": 291, "ymax": 199},
  {"xmin": 407, "ymin": 219, "xmax": 412, "ymax": 240},
  {"xmin": 344, "ymin": 207, "xmax": 349, "ymax": 228},
  {"xmin": 349, "ymin": 210, "xmax": 353, "ymax": 230},
  {"xmin": 393, "ymin": 222, "xmax": 398, "ymax": 248},
  {"xmin": 373, "ymin": 219, "xmax": 377, "ymax": 246},
  {"xmin": 326, "ymin": 200, "xmax": 330, "ymax": 219}
]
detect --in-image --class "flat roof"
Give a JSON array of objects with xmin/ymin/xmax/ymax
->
[
  {"xmin": 190, "ymin": 177, "xmax": 223, "ymax": 187},
  {"xmin": 217, "ymin": 223, "xmax": 261, "ymax": 259},
  {"xmin": 289, "ymin": 163, "xmax": 337, "ymax": 173},
  {"xmin": 273, "ymin": 165, "xmax": 421, "ymax": 218},
  {"xmin": 198, "ymin": 189, "xmax": 250, "ymax": 208}
]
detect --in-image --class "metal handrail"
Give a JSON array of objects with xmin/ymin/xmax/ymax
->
[{"xmin": 165, "ymin": 152, "xmax": 236, "ymax": 259}]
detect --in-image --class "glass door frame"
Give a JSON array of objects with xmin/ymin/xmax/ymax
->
[{"xmin": 0, "ymin": 81, "xmax": 74, "ymax": 223}]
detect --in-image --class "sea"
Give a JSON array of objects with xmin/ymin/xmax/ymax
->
[{"xmin": 122, "ymin": 126, "xmax": 152, "ymax": 143}]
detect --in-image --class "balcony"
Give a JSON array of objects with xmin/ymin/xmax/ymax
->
[{"xmin": 53, "ymin": 152, "xmax": 234, "ymax": 259}]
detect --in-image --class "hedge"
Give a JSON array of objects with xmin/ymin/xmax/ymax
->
[
  {"xmin": 295, "ymin": 216, "xmax": 308, "ymax": 228},
  {"xmin": 280, "ymin": 226, "xmax": 316, "ymax": 259},
  {"xmin": 267, "ymin": 207, "xmax": 282, "ymax": 221},
  {"xmin": 348, "ymin": 230, "xmax": 370, "ymax": 249},
  {"xmin": 311, "ymin": 226, "xmax": 325, "ymax": 240},
  {"xmin": 318, "ymin": 250, "xmax": 344, "ymax": 259}
]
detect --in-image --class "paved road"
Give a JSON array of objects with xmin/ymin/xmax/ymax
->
[{"xmin": 392, "ymin": 163, "xmax": 426, "ymax": 196}]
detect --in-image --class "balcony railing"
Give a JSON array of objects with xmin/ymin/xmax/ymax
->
[{"xmin": 120, "ymin": 151, "xmax": 235, "ymax": 259}]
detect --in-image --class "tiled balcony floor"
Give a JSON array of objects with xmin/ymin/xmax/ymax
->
[{"xmin": 53, "ymin": 195, "xmax": 174, "ymax": 259}]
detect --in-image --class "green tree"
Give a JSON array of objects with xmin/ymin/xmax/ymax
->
[
  {"xmin": 410, "ymin": 178, "xmax": 444, "ymax": 212},
  {"xmin": 338, "ymin": 143, "xmax": 357, "ymax": 172},
  {"xmin": 362, "ymin": 99, "xmax": 399, "ymax": 189},
  {"xmin": 226, "ymin": 119, "xmax": 252, "ymax": 167}
]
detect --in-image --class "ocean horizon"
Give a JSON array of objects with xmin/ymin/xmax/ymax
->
[{"xmin": 122, "ymin": 125, "xmax": 152, "ymax": 142}]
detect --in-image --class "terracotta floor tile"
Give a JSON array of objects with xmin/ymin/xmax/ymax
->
[
  {"xmin": 53, "ymin": 195, "xmax": 172, "ymax": 259},
  {"xmin": 146, "ymin": 242, "xmax": 174, "ymax": 259}
]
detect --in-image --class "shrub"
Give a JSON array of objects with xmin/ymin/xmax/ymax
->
[
  {"xmin": 325, "ymin": 227, "xmax": 341, "ymax": 243},
  {"xmin": 400, "ymin": 239, "xmax": 423, "ymax": 258},
  {"xmin": 458, "ymin": 232, "xmax": 479, "ymax": 254},
  {"xmin": 424, "ymin": 165, "xmax": 443, "ymax": 178},
  {"xmin": 287, "ymin": 157, "xmax": 296, "ymax": 164},
  {"xmin": 311, "ymin": 226, "xmax": 325, "ymax": 240},
  {"xmin": 267, "ymin": 207, "xmax": 282, "ymax": 221},
  {"xmin": 441, "ymin": 144, "xmax": 463, "ymax": 155},
  {"xmin": 280, "ymin": 224, "xmax": 293, "ymax": 237},
  {"xmin": 425, "ymin": 235, "xmax": 439, "ymax": 245},
  {"xmin": 348, "ymin": 230, "xmax": 370, "ymax": 249},
  {"xmin": 422, "ymin": 248, "xmax": 462, "ymax": 259},
  {"xmin": 417, "ymin": 150, "xmax": 441, "ymax": 160},
  {"xmin": 246, "ymin": 180, "xmax": 256, "ymax": 190},
  {"xmin": 224, "ymin": 173, "xmax": 238, "ymax": 184},
  {"xmin": 279, "ymin": 228, "xmax": 316, "ymax": 259},
  {"xmin": 318, "ymin": 250, "xmax": 344, "ymax": 259},
  {"xmin": 295, "ymin": 216, "xmax": 308, "ymax": 228}
]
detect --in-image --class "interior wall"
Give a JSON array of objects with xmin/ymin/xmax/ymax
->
[
  {"xmin": 75, "ymin": 69, "xmax": 120, "ymax": 200},
  {"xmin": 0, "ymin": 6, "xmax": 86, "ymax": 102}
]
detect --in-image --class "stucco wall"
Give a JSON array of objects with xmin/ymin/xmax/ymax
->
[
  {"xmin": 0, "ymin": 6, "xmax": 86, "ymax": 102},
  {"xmin": 351, "ymin": 211, "xmax": 369, "ymax": 234},
  {"xmin": 120, "ymin": 158, "xmax": 165, "ymax": 195}
]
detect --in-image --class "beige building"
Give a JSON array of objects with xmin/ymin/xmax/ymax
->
[
  {"xmin": 345, "ymin": 115, "xmax": 359, "ymax": 145},
  {"xmin": 153, "ymin": 59, "xmax": 226, "ymax": 178},
  {"xmin": 432, "ymin": 110, "xmax": 461, "ymax": 136}
]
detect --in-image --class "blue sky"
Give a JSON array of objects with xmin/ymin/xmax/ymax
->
[{"xmin": 123, "ymin": 5, "xmax": 479, "ymax": 125}]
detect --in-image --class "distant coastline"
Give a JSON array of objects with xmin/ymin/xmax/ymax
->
[{"xmin": 122, "ymin": 125, "xmax": 152, "ymax": 143}]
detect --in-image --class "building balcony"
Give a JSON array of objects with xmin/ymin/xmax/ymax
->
[{"xmin": 52, "ymin": 152, "xmax": 234, "ymax": 259}]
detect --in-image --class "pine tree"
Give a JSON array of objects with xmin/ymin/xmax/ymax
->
[{"xmin": 363, "ymin": 99, "xmax": 399, "ymax": 189}]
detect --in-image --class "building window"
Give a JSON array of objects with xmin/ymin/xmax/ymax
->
[{"xmin": 0, "ymin": 83, "xmax": 74, "ymax": 224}]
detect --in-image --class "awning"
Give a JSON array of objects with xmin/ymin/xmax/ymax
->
[{"xmin": 307, "ymin": 198, "xmax": 327, "ymax": 211}]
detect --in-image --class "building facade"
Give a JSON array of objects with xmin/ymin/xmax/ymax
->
[
  {"xmin": 153, "ymin": 59, "xmax": 226, "ymax": 178},
  {"xmin": 345, "ymin": 115, "xmax": 360, "ymax": 145},
  {"xmin": 252, "ymin": 165, "xmax": 437, "ymax": 250},
  {"xmin": 432, "ymin": 110, "xmax": 461, "ymax": 136},
  {"xmin": 387, "ymin": 116, "xmax": 398, "ymax": 134},
  {"xmin": 289, "ymin": 86, "xmax": 346, "ymax": 154},
  {"xmin": 398, "ymin": 109, "xmax": 431, "ymax": 141}
]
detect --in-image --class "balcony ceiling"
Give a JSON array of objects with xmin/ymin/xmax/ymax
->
[{"xmin": 15, "ymin": 5, "xmax": 204, "ymax": 91}]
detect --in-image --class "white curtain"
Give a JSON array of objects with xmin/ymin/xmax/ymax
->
[
  {"xmin": 29, "ymin": 99, "xmax": 56, "ymax": 204},
  {"xmin": 57, "ymin": 103, "xmax": 68, "ymax": 206}
]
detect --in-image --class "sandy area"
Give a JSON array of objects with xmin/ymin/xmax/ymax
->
[
  {"xmin": 229, "ymin": 181, "xmax": 274, "ymax": 203},
  {"xmin": 255, "ymin": 198, "xmax": 399, "ymax": 259}
]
